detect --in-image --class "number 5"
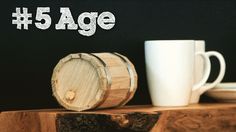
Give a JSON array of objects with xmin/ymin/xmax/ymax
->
[{"xmin": 35, "ymin": 7, "xmax": 51, "ymax": 30}]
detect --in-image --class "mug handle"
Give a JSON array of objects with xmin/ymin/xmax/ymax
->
[
  {"xmin": 193, "ymin": 52, "xmax": 211, "ymax": 91},
  {"xmin": 199, "ymin": 51, "xmax": 226, "ymax": 94}
]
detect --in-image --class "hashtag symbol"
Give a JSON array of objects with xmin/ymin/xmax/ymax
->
[{"xmin": 12, "ymin": 7, "xmax": 32, "ymax": 30}]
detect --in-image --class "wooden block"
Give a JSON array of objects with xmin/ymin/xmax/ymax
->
[
  {"xmin": 0, "ymin": 110, "xmax": 159, "ymax": 132},
  {"xmin": 1, "ymin": 103, "xmax": 236, "ymax": 132}
]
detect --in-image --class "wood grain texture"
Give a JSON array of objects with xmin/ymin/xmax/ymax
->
[
  {"xmin": 0, "ymin": 110, "xmax": 159, "ymax": 132},
  {"xmin": 51, "ymin": 53, "xmax": 138, "ymax": 111},
  {"xmin": 152, "ymin": 109, "xmax": 236, "ymax": 132},
  {"xmin": 0, "ymin": 111, "xmax": 57, "ymax": 132},
  {"xmin": 1, "ymin": 103, "xmax": 236, "ymax": 132}
]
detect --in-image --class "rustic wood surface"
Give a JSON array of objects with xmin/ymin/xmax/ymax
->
[{"xmin": 1, "ymin": 103, "xmax": 236, "ymax": 132}]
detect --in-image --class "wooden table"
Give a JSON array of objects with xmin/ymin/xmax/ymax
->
[{"xmin": 1, "ymin": 103, "xmax": 236, "ymax": 132}]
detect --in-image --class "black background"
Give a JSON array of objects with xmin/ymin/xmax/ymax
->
[{"xmin": 1, "ymin": 0, "xmax": 236, "ymax": 110}]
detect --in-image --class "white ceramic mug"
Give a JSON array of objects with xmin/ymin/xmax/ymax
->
[
  {"xmin": 190, "ymin": 40, "xmax": 226, "ymax": 103},
  {"xmin": 145, "ymin": 40, "xmax": 211, "ymax": 106}
]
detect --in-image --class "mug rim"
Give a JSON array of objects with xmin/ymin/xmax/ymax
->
[{"xmin": 144, "ymin": 40, "xmax": 195, "ymax": 44}]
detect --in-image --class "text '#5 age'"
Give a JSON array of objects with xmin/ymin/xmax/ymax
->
[{"xmin": 12, "ymin": 7, "xmax": 115, "ymax": 36}]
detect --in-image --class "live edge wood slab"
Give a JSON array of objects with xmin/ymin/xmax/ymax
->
[{"xmin": 1, "ymin": 103, "xmax": 236, "ymax": 132}]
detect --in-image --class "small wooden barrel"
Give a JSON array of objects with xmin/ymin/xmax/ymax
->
[{"xmin": 51, "ymin": 53, "xmax": 138, "ymax": 111}]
